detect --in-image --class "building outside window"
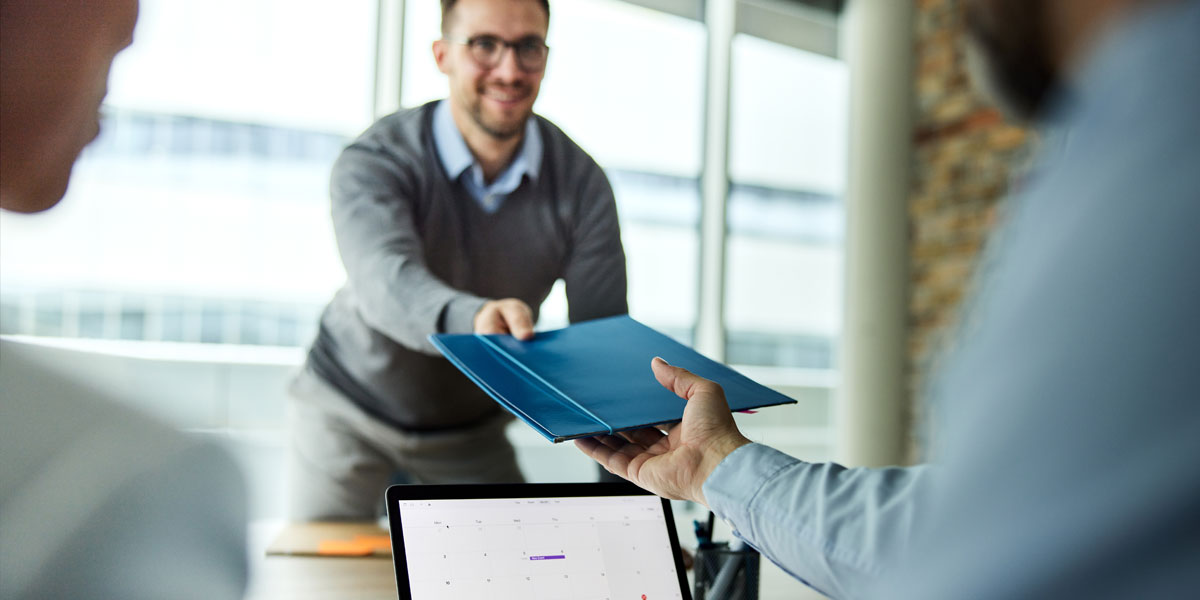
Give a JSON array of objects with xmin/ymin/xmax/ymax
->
[{"xmin": 0, "ymin": 0, "xmax": 375, "ymax": 347}]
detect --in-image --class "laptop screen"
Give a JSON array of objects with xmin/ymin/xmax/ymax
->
[{"xmin": 386, "ymin": 483, "xmax": 690, "ymax": 600}]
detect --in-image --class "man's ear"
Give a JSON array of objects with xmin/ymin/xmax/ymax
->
[{"xmin": 433, "ymin": 39, "xmax": 450, "ymax": 74}]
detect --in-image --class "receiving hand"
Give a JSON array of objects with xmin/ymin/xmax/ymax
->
[
  {"xmin": 473, "ymin": 298, "xmax": 535, "ymax": 340},
  {"xmin": 575, "ymin": 357, "xmax": 751, "ymax": 506}
]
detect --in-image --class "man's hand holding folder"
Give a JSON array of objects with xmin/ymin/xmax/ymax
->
[
  {"xmin": 474, "ymin": 298, "xmax": 535, "ymax": 340},
  {"xmin": 575, "ymin": 357, "xmax": 752, "ymax": 506}
]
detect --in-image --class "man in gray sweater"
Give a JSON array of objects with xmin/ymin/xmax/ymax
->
[{"xmin": 289, "ymin": 0, "xmax": 628, "ymax": 519}]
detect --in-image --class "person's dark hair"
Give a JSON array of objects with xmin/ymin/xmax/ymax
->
[
  {"xmin": 440, "ymin": 0, "xmax": 550, "ymax": 34},
  {"xmin": 964, "ymin": 0, "xmax": 1055, "ymax": 122}
]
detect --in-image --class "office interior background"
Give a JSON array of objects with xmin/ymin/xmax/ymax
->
[{"xmin": 0, "ymin": 0, "xmax": 1028, "ymax": 596}]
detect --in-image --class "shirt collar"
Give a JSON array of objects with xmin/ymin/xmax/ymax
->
[{"xmin": 432, "ymin": 99, "xmax": 542, "ymax": 184}]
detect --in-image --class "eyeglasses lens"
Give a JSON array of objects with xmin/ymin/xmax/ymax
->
[{"xmin": 468, "ymin": 36, "xmax": 546, "ymax": 71}]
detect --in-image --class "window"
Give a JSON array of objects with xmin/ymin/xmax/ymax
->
[
  {"xmin": 721, "ymin": 30, "xmax": 848, "ymax": 460},
  {"xmin": 726, "ymin": 34, "xmax": 848, "ymax": 370},
  {"xmin": 0, "ymin": 0, "xmax": 377, "ymax": 345}
]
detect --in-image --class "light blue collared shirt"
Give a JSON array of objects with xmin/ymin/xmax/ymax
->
[
  {"xmin": 703, "ymin": 1, "xmax": 1200, "ymax": 598},
  {"xmin": 431, "ymin": 99, "xmax": 542, "ymax": 213}
]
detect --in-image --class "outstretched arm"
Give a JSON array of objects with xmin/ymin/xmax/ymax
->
[
  {"xmin": 576, "ymin": 358, "xmax": 928, "ymax": 599},
  {"xmin": 331, "ymin": 141, "xmax": 534, "ymax": 350}
]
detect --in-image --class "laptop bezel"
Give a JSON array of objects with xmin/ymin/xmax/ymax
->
[{"xmin": 384, "ymin": 482, "xmax": 692, "ymax": 600}]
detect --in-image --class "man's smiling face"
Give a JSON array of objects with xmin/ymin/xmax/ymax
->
[{"xmin": 435, "ymin": 0, "xmax": 548, "ymax": 141}]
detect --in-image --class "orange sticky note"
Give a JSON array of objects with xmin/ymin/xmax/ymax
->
[
  {"xmin": 316, "ymin": 535, "xmax": 392, "ymax": 556},
  {"xmin": 317, "ymin": 540, "xmax": 374, "ymax": 556},
  {"xmin": 355, "ymin": 535, "xmax": 392, "ymax": 551}
]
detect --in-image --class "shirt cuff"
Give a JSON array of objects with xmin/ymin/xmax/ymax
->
[
  {"xmin": 703, "ymin": 443, "xmax": 800, "ymax": 535},
  {"xmin": 439, "ymin": 295, "xmax": 488, "ymax": 334}
]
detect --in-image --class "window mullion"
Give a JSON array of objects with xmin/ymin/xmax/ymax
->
[{"xmin": 696, "ymin": 0, "xmax": 736, "ymax": 360}]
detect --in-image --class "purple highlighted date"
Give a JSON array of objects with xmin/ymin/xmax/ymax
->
[{"xmin": 530, "ymin": 555, "xmax": 566, "ymax": 561}]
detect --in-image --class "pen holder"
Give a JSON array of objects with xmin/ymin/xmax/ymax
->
[{"xmin": 692, "ymin": 542, "xmax": 760, "ymax": 600}]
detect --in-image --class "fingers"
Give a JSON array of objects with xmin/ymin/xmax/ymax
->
[
  {"xmin": 625, "ymin": 427, "xmax": 667, "ymax": 448},
  {"xmin": 575, "ymin": 430, "xmax": 665, "ymax": 478},
  {"xmin": 473, "ymin": 302, "xmax": 505, "ymax": 335},
  {"xmin": 574, "ymin": 437, "xmax": 605, "ymax": 460},
  {"xmin": 596, "ymin": 434, "xmax": 644, "ymax": 457},
  {"xmin": 497, "ymin": 300, "xmax": 534, "ymax": 340},
  {"xmin": 474, "ymin": 299, "xmax": 534, "ymax": 340},
  {"xmin": 574, "ymin": 437, "xmax": 632, "ymax": 478}
]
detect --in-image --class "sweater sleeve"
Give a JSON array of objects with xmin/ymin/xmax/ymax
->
[
  {"xmin": 703, "ymin": 444, "xmax": 929, "ymax": 600},
  {"xmin": 563, "ymin": 163, "xmax": 629, "ymax": 323},
  {"xmin": 329, "ymin": 140, "xmax": 486, "ymax": 352}
]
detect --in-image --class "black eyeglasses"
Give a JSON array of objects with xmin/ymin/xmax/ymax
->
[{"xmin": 443, "ymin": 35, "xmax": 549, "ymax": 72}]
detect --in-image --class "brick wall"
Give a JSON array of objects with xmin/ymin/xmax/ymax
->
[{"xmin": 906, "ymin": 0, "xmax": 1033, "ymax": 459}]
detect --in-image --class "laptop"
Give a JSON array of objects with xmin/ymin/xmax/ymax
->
[{"xmin": 385, "ymin": 482, "xmax": 692, "ymax": 600}]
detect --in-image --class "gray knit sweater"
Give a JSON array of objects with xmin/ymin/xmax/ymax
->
[{"xmin": 306, "ymin": 102, "xmax": 628, "ymax": 430}]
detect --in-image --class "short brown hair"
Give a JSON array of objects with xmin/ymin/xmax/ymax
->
[{"xmin": 440, "ymin": 0, "xmax": 550, "ymax": 34}]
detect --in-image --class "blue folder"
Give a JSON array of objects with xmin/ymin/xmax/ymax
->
[{"xmin": 429, "ymin": 315, "xmax": 797, "ymax": 443}]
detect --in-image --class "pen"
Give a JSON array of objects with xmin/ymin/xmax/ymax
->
[{"xmin": 694, "ymin": 519, "xmax": 712, "ymax": 549}]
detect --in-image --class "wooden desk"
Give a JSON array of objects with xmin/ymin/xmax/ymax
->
[
  {"xmin": 246, "ymin": 521, "xmax": 396, "ymax": 600},
  {"xmin": 246, "ymin": 554, "xmax": 396, "ymax": 600}
]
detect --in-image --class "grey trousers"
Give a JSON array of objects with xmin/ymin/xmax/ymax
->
[{"xmin": 286, "ymin": 366, "xmax": 524, "ymax": 520}]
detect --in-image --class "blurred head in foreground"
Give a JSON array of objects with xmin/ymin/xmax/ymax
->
[
  {"xmin": 0, "ymin": 0, "xmax": 138, "ymax": 213},
  {"xmin": 964, "ymin": 0, "xmax": 1160, "ymax": 122}
]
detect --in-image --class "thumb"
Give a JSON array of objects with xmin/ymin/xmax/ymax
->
[{"xmin": 650, "ymin": 357, "xmax": 728, "ymax": 409}]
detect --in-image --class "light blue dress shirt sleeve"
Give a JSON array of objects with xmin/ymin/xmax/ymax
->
[{"xmin": 704, "ymin": 444, "xmax": 928, "ymax": 599}]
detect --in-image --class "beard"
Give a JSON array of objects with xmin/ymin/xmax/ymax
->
[
  {"xmin": 470, "ymin": 109, "xmax": 524, "ymax": 140},
  {"xmin": 468, "ymin": 84, "xmax": 532, "ymax": 141},
  {"xmin": 964, "ymin": 0, "xmax": 1058, "ymax": 123}
]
